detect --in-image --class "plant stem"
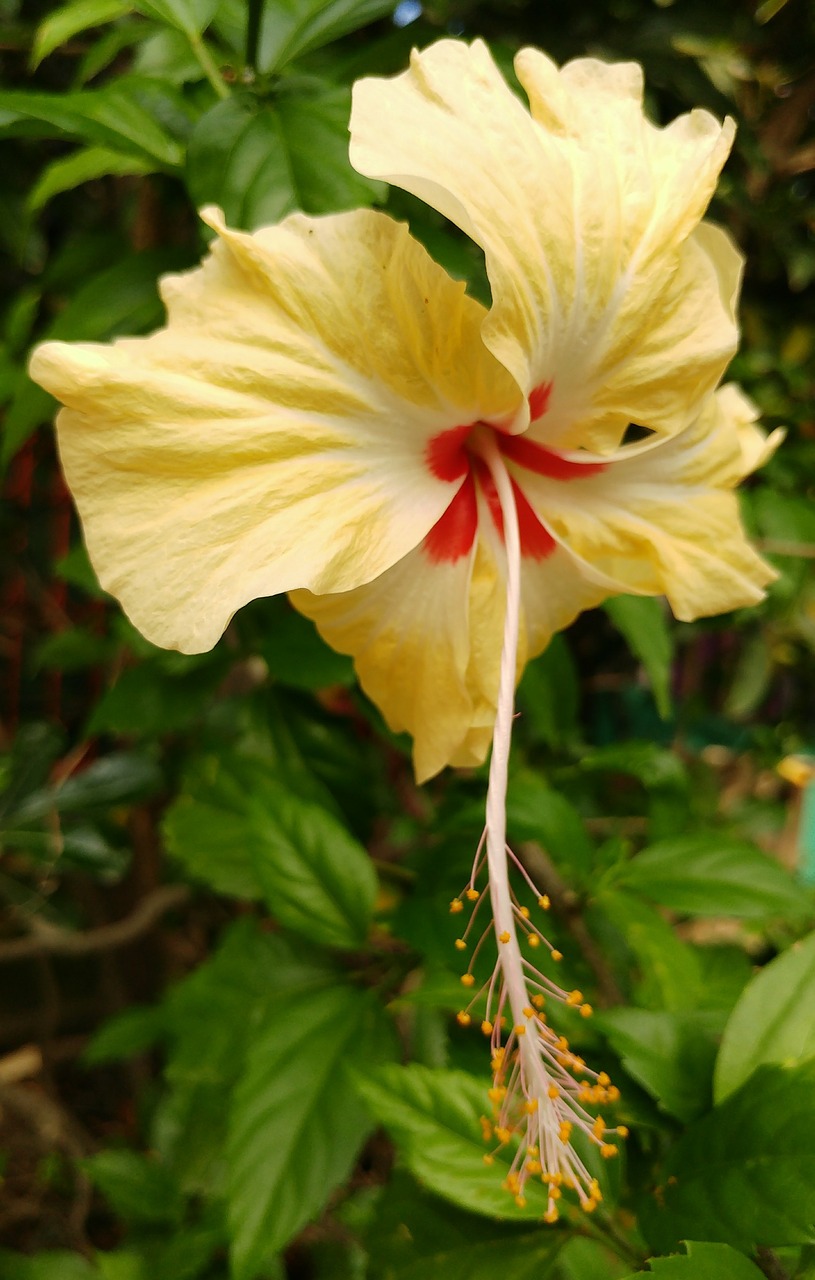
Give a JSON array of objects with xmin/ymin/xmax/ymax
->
[
  {"xmin": 245, "ymin": 0, "xmax": 264, "ymax": 73},
  {"xmin": 755, "ymin": 1247, "xmax": 792, "ymax": 1280},
  {"xmin": 190, "ymin": 31, "xmax": 229, "ymax": 99}
]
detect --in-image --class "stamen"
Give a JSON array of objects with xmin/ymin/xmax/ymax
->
[{"xmin": 452, "ymin": 430, "xmax": 624, "ymax": 1214}]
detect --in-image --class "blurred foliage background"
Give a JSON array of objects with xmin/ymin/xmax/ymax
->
[{"xmin": 0, "ymin": 0, "xmax": 814, "ymax": 1277}]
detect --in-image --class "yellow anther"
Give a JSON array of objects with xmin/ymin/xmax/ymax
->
[
  {"xmin": 456, "ymin": 1011, "xmax": 471, "ymax": 1026},
  {"xmin": 449, "ymin": 898, "xmax": 464, "ymax": 914},
  {"xmin": 580, "ymin": 1003, "xmax": 593, "ymax": 1018},
  {"xmin": 607, "ymin": 1085, "xmax": 620, "ymax": 1102},
  {"xmin": 481, "ymin": 1020, "xmax": 493, "ymax": 1036},
  {"xmin": 527, "ymin": 1145, "xmax": 539, "ymax": 1157},
  {"xmin": 583, "ymin": 1197, "xmax": 598, "ymax": 1214},
  {"xmin": 589, "ymin": 1179, "xmax": 602, "ymax": 1198},
  {"xmin": 597, "ymin": 1072, "xmax": 611, "ymax": 1087},
  {"xmin": 483, "ymin": 1153, "xmax": 494, "ymax": 1165},
  {"xmin": 454, "ymin": 938, "xmax": 467, "ymax": 951},
  {"xmin": 499, "ymin": 930, "xmax": 511, "ymax": 944},
  {"xmin": 495, "ymin": 1126, "xmax": 512, "ymax": 1144},
  {"xmin": 504, "ymin": 1172, "xmax": 521, "ymax": 1193},
  {"xmin": 562, "ymin": 1175, "xmax": 575, "ymax": 1190},
  {"xmin": 617, "ymin": 1125, "xmax": 629, "ymax": 1138},
  {"xmin": 558, "ymin": 1121, "xmax": 573, "ymax": 1143},
  {"xmin": 543, "ymin": 1207, "xmax": 559, "ymax": 1224},
  {"xmin": 514, "ymin": 1195, "xmax": 527, "ymax": 1208},
  {"xmin": 532, "ymin": 994, "xmax": 546, "ymax": 1009},
  {"xmin": 526, "ymin": 1159, "xmax": 541, "ymax": 1175},
  {"xmin": 566, "ymin": 990, "xmax": 583, "ymax": 1006},
  {"xmin": 527, "ymin": 934, "xmax": 540, "ymax": 948},
  {"xmin": 601, "ymin": 1143, "xmax": 618, "ymax": 1159},
  {"xmin": 550, "ymin": 949, "xmax": 563, "ymax": 962},
  {"xmin": 592, "ymin": 1116, "xmax": 606, "ymax": 1141},
  {"xmin": 519, "ymin": 905, "xmax": 530, "ymax": 918},
  {"xmin": 522, "ymin": 1005, "xmax": 535, "ymax": 1018},
  {"xmin": 538, "ymin": 895, "xmax": 551, "ymax": 910},
  {"xmin": 556, "ymin": 1036, "xmax": 569, "ymax": 1050},
  {"xmin": 466, "ymin": 888, "xmax": 480, "ymax": 901},
  {"xmin": 549, "ymin": 1186, "xmax": 562, "ymax": 1201},
  {"xmin": 460, "ymin": 973, "xmax": 475, "ymax": 987},
  {"xmin": 488, "ymin": 1086, "xmax": 506, "ymax": 1102},
  {"xmin": 492, "ymin": 1046, "xmax": 505, "ymax": 1062},
  {"xmin": 514, "ymin": 1023, "xmax": 527, "ymax": 1036},
  {"xmin": 524, "ymin": 1098, "xmax": 539, "ymax": 1114},
  {"xmin": 547, "ymin": 1084, "xmax": 560, "ymax": 1100}
]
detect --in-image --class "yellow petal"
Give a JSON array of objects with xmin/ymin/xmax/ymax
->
[
  {"xmin": 30, "ymin": 207, "xmax": 517, "ymax": 653},
  {"xmin": 292, "ymin": 537, "xmax": 502, "ymax": 783},
  {"xmin": 292, "ymin": 503, "xmax": 607, "ymax": 782},
  {"xmin": 514, "ymin": 386, "xmax": 777, "ymax": 622},
  {"xmin": 351, "ymin": 39, "xmax": 738, "ymax": 450}
]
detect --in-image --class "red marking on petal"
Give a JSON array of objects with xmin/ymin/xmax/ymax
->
[
  {"xmin": 500, "ymin": 433, "xmax": 607, "ymax": 481},
  {"xmin": 529, "ymin": 381, "xmax": 553, "ymax": 422},
  {"xmin": 472, "ymin": 459, "xmax": 556, "ymax": 561},
  {"xmin": 513, "ymin": 482, "xmax": 556, "ymax": 560},
  {"xmin": 423, "ymin": 473, "xmax": 478, "ymax": 563},
  {"xmin": 426, "ymin": 424, "xmax": 473, "ymax": 482}
]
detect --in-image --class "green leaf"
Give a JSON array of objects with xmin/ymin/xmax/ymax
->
[
  {"xmin": 165, "ymin": 746, "xmax": 375, "ymax": 944},
  {"xmin": 255, "ymin": 0, "xmax": 397, "ymax": 72},
  {"xmin": 369, "ymin": 1172, "xmax": 564, "ymax": 1280},
  {"xmin": 558, "ymin": 1237, "xmax": 633, "ymax": 1280},
  {"xmin": 724, "ymin": 632, "xmax": 775, "ymax": 720},
  {"xmin": 84, "ymin": 1150, "xmax": 183, "ymax": 1226},
  {"xmin": 160, "ymin": 923, "xmax": 334, "ymax": 1190},
  {"xmin": 12, "ymin": 752, "xmax": 161, "ymax": 824},
  {"xmin": 186, "ymin": 89, "xmax": 384, "ymax": 228},
  {"xmin": 0, "ymin": 87, "xmax": 183, "ymax": 166},
  {"xmin": 580, "ymin": 742, "xmax": 687, "ymax": 791},
  {"xmin": 29, "ymin": 146, "xmax": 154, "ymax": 211},
  {"xmin": 715, "ymin": 932, "xmax": 815, "ymax": 1102},
  {"xmin": 640, "ymin": 1061, "xmax": 815, "ymax": 1252},
  {"xmin": 596, "ymin": 1008, "xmax": 721, "ymax": 1121},
  {"xmin": 620, "ymin": 1241, "xmax": 765, "ymax": 1278},
  {"xmin": 227, "ymin": 985, "xmax": 394, "ymax": 1278},
  {"xmin": 610, "ymin": 834, "xmax": 806, "ymax": 919},
  {"xmin": 0, "ymin": 1252, "xmax": 97, "ymax": 1280},
  {"xmin": 164, "ymin": 753, "xmax": 271, "ymax": 901},
  {"xmin": 32, "ymin": 0, "xmax": 130, "ymax": 67},
  {"xmin": 96, "ymin": 1254, "xmax": 147, "ymax": 1280},
  {"xmin": 84, "ymin": 1004, "xmax": 166, "ymax": 1065},
  {"xmin": 354, "ymin": 1064, "xmax": 553, "ymax": 1221},
  {"xmin": 88, "ymin": 653, "xmax": 230, "ymax": 738},
  {"xmin": 506, "ymin": 770, "xmax": 595, "ymax": 881},
  {"xmin": 248, "ymin": 781, "xmax": 377, "ymax": 947},
  {"xmin": 132, "ymin": 0, "xmax": 217, "ymax": 36},
  {"xmin": 515, "ymin": 634, "xmax": 579, "ymax": 750},
  {"xmin": 258, "ymin": 602, "xmax": 353, "ymax": 691},
  {"xmin": 604, "ymin": 596, "xmax": 674, "ymax": 719},
  {"xmin": 595, "ymin": 890, "xmax": 703, "ymax": 1012}
]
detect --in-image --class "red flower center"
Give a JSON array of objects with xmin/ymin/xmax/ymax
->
[{"xmin": 423, "ymin": 383, "xmax": 606, "ymax": 564}]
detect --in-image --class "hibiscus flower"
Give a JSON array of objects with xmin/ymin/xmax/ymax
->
[{"xmin": 30, "ymin": 39, "xmax": 778, "ymax": 1216}]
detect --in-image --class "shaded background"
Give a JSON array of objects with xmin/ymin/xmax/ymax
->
[{"xmin": 1, "ymin": 1, "xmax": 814, "ymax": 1277}]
